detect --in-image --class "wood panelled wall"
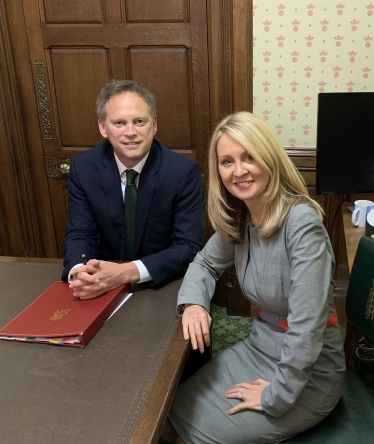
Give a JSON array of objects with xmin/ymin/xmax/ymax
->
[{"xmin": 0, "ymin": 0, "xmax": 43, "ymax": 257}]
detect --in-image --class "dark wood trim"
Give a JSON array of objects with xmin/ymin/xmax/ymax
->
[
  {"xmin": 3, "ymin": 0, "xmax": 58, "ymax": 258},
  {"xmin": 129, "ymin": 322, "xmax": 190, "ymax": 444},
  {"xmin": 190, "ymin": 0, "xmax": 211, "ymax": 169},
  {"xmin": 285, "ymin": 147, "xmax": 316, "ymax": 159},
  {"xmin": 285, "ymin": 147, "xmax": 316, "ymax": 156},
  {"xmin": 207, "ymin": 0, "xmax": 230, "ymax": 126},
  {"xmin": 207, "ymin": 0, "xmax": 253, "ymax": 128},
  {"xmin": 0, "ymin": 0, "xmax": 42, "ymax": 256},
  {"xmin": 0, "ymin": 256, "xmax": 62, "ymax": 263},
  {"xmin": 232, "ymin": 0, "xmax": 252, "ymax": 112}
]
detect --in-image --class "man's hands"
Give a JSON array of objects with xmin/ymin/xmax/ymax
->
[
  {"xmin": 224, "ymin": 379, "xmax": 270, "ymax": 414},
  {"xmin": 182, "ymin": 304, "xmax": 212, "ymax": 353},
  {"xmin": 69, "ymin": 259, "xmax": 140, "ymax": 299}
]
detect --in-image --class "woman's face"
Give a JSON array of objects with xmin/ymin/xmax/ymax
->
[{"xmin": 216, "ymin": 134, "xmax": 270, "ymax": 210}]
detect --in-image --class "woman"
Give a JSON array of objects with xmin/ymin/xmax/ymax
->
[{"xmin": 162, "ymin": 112, "xmax": 345, "ymax": 444}]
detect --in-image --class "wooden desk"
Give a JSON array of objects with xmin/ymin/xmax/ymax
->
[{"xmin": 0, "ymin": 257, "xmax": 189, "ymax": 444}]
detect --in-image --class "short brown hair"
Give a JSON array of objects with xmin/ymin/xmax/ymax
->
[{"xmin": 96, "ymin": 79, "xmax": 156, "ymax": 120}]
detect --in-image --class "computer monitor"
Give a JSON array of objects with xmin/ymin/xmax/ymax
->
[{"xmin": 316, "ymin": 92, "xmax": 374, "ymax": 195}]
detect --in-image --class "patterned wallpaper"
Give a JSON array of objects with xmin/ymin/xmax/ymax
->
[{"xmin": 253, "ymin": 1, "xmax": 374, "ymax": 148}]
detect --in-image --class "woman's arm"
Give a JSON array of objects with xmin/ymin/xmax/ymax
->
[{"xmin": 177, "ymin": 232, "xmax": 235, "ymax": 352}]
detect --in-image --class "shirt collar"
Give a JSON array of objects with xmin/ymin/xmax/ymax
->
[{"xmin": 114, "ymin": 151, "xmax": 150, "ymax": 178}]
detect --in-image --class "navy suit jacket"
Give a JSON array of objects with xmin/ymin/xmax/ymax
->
[{"xmin": 62, "ymin": 139, "xmax": 205, "ymax": 286}]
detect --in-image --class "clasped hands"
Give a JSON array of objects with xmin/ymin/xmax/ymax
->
[
  {"xmin": 69, "ymin": 259, "xmax": 140, "ymax": 299},
  {"xmin": 182, "ymin": 304, "xmax": 269, "ymax": 414}
]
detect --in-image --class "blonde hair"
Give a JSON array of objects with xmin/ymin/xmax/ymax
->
[{"xmin": 208, "ymin": 111, "xmax": 323, "ymax": 242}]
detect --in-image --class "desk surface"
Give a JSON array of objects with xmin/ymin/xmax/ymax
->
[
  {"xmin": 341, "ymin": 204, "xmax": 366, "ymax": 273},
  {"xmin": 0, "ymin": 258, "xmax": 189, "ymax": 444}
]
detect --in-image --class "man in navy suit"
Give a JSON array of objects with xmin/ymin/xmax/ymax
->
[{"xmin": 63, "ymin": 80, "xmax": 205, "ymax": 299}]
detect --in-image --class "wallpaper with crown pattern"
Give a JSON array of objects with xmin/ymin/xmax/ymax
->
[{"xmin": 253, "ymin": 1, "xmax": 374, "ymax": 148}]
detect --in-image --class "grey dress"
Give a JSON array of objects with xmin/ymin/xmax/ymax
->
[{"xmin": 168, "ymin": 204, "xmax": 345, "ymax": 444}]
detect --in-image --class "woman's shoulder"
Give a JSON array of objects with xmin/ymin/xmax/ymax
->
[
  {"xmin": 284, "ymin": 203, "xmax": 324, "ymax": 233},
  {"xmin": 208, "ymin": 231, "xmax": 235, "ymax": 248},
  {"xmin": 288, "ymin": 202, "xmax": 320, "ymax": 220}
]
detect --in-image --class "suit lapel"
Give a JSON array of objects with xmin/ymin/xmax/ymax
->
[
  {"xmin": 135, "ymin": 141, "xmax": 160, "ymax": 254},
  {"xmin": 99, "ymin": 144, "xmax": 125, "ymax": 236}
]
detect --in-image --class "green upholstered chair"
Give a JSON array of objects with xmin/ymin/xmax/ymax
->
[{"xmin": 284, "ymin": 235, "xmax": 374, "ymax": 444}]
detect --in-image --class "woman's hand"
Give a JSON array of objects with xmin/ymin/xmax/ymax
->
[
  {"xmin": 182, "ymin": 304, "xmax": 212, "ymax": 353},
  {"xmin": 224, "ymin": 379, "xmax": 270, "ymax": 414}
]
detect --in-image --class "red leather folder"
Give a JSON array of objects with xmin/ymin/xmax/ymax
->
[{"xmin": 0, "ymin": 281, "xmax": 131, "ymax": 348}]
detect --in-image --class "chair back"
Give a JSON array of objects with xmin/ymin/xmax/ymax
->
[{"xmin": 345, "ymin": 235, "xmax": 374, "ymax": 344}]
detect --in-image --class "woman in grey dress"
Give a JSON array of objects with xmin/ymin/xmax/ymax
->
[{"xmin": 161, "ymin": 112, "xmax": 345, "ymax": 444}]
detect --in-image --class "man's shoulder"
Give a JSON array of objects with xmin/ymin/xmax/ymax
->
[
  {"xmin": 153, "ymin": 139, "xmax": 199, "ymax": 169},
  {"xmin": 71, "ymin": 140, "xmax": 112, "ymax": 164}
]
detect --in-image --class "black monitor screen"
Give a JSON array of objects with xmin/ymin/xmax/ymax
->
[{"xmin": 316, "ymin": 92, "xmax": 374, "ymax": 195}]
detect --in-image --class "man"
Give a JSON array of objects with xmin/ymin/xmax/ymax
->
[{"xmin": 63, "ymin": 80, "xmax": 205, "ymax": 299}]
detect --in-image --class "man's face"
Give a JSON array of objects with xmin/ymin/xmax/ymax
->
[{"xmin": 98, "ymin": 91, "xmax": 157, "ymax": 168}]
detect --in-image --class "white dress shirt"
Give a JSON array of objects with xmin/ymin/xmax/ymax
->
[{"xmin": 114, "ymin": 152, "xmax": 152, "ymax": 283}]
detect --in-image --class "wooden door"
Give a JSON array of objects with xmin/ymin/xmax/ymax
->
[{"xmin": 20, "ymin": 0, "xmax": 210, "ymax": 257}]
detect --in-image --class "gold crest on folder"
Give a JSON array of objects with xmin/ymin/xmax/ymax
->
[{"xmin": 50, "ymin": 309, "xmax": 71, "ymax": 321}]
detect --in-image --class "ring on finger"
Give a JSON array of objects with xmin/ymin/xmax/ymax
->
[{"xmin": 238, "ymin": 392, "xmax": 244, "ymax": 401}]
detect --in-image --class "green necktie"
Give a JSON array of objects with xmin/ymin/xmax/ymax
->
[{"xmin": 125, "ymin": 169, "xmax": 139, "ymax": 261}]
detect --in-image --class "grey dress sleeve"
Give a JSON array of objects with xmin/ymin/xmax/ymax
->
[
  {"xmin": 177, "ymin": 232, "xmax": 235, "ymax": 312},
  {"xmin": 261, "ymin": 205, "xmax": 336, "ymax": 417}
]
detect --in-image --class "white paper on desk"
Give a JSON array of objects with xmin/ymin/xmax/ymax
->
[
  {"xmin": 0, "ymin": 335, "xmax": 81, "ymax": 345},
  {"xmin": 107, "ymin": 292, "xmax": 133, "ymax": 319}
]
